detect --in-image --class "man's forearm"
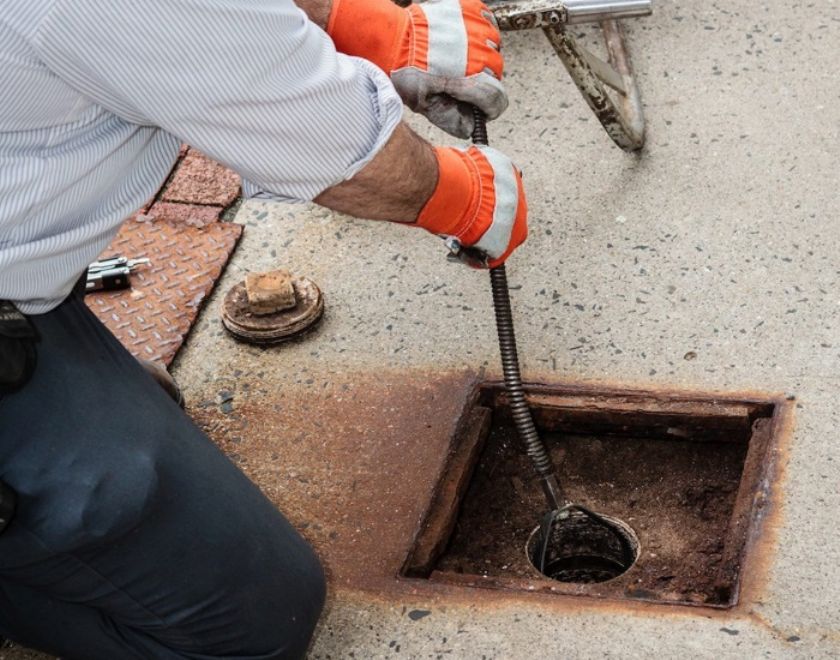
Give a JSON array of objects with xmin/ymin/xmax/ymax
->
[
  {"xmin": 296, "ymin": 0, "xmax": 332, "ymax": 29},
  {"xmin": 314, "ymin": 122, "xmax": 438, "ymax": 223}
]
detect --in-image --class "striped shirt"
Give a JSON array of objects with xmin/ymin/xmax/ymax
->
[{"xmin": 0, "ymin": 0, "xmax": 403, "ymax": 313}]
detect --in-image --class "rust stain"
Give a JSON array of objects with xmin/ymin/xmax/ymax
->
[
  {"xmin": 401, "ymin": 405, "xmax": 490, "ymax": 576},
  {"xmin": 191, "ymin": 369, "xmax": 482, "ymax": 590},
  {"xmin": 483, "ymin": 372, "xmax": 792, "ymax": 408},
  {"xmin": 738, "ymin": 395, "xmax": 795, "ymax": 609},
  {"xmin": 192, "ymin": 372, "xmax": 793, "ymax": 623},
  {"xmin": 330, "ymin": 577, "xmax": 737, "ymax": 620}
]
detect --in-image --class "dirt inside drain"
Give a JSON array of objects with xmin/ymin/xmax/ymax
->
[{"xmin": 401, "ymin": 383, "xmax": 785, "ymax": 608}]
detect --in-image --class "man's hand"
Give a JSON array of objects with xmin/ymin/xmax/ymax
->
[
  {"xmin": 327, "ymin": 0, "xmax": 508, "ymax": 138},
  {"xmin": 415, "ymin": 145, "xmax": 526, "ymax": 267},
  {"xmin": 314, "ymin": 123, "xmax": 527, "ymax": 267}
]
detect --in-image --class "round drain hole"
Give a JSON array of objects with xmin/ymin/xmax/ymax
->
[{"xmin": 526, "ymin": 509, "xmax": 640, "ymax": 584}]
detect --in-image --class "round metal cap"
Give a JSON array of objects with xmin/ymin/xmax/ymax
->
[{"xmin": 221, "ymin": 275, "xmax": 324, "ymax": 345}]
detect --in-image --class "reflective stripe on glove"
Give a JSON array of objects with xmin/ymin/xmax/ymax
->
[
  {"xmin": 327, "ymin": 0, "xmax": 508, "ymax": 138},
  {"xmin": 415, "ymin": 145, "xmax": 527, "ymax": 267}
]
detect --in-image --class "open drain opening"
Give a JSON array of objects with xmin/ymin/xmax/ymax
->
[
  {"xmin": 526, "ymin": 509, "xmax": 640, "ymax": 583},
  {"xmin": 401, "ymin": 383, "xmax": 786, "ymax": 607}
]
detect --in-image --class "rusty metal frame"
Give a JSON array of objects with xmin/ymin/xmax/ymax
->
[
  {"xmin": 401, "ymin": 381, "xmax": 791, "ymax": 610},
  {"xmin": 492, "ymin": 1, "xmax": 647, "ymax": 151}
]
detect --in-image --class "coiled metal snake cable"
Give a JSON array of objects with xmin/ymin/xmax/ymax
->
[{"xmin": 471, "ymin": 109, "xmax": 564, "ymax": 510}]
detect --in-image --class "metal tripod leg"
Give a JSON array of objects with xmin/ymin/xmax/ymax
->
[
  {"xmin": 542, "ymin": 19, "xmax": 645, "ymax": 151},
  {"xmin": 491, "ymin": 0, "xmax": 650, "ymax": 151}
]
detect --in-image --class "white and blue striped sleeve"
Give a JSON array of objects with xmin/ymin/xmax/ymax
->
[{"xmin": 31, "ymin": 0, "xmax": 403, "ymax": 202}]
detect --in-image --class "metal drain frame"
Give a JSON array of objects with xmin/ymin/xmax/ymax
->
[
  {"xmin": 490, "ymin": 0, "xmax": 649, "ymax": 151},
  {"xmin": 400, "ymin": 381, "xmax": 791, "ymax": 609}
]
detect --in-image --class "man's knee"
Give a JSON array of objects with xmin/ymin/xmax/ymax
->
[{"xmin": 13, "ymin": 444, "xmax": 161, "ymax": 554}]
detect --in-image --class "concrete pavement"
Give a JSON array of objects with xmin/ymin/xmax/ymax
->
[
  {"xmin": 6, "ymin": 0, "xmax": 839, "ymax": 657},
  {"xmin": 178, "ymin": 1, "xmax": 840, "ymax": 656}
]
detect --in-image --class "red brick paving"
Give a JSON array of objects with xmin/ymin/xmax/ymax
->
[
  {"xmin": 86, "ymin": 215, "xmax": 243, "ymax": 366},
  {"xmin": 143, "ymin": 201, "xmax": 222, "ymax": 228},
  {"xmin": 161, "ymin": 149, "xmax": 241, "ymax": 207}
]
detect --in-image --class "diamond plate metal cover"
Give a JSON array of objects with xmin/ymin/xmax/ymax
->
[{"xmin": 85, "ymin": 217, "xmax": 243, "ymax": 366}]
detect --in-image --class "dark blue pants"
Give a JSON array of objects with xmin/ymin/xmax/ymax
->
[{"xmin": 0, "ymin": 290, "xmax": 325, "ymax": 659}]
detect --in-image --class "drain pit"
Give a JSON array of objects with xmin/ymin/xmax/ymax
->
[
  {"xmin": 401, "ymin": 383, "xmax": 789, "ymax": 608},
  {"xmin": 526, "ymin": 510, "xmax": 640, "ymax": 583}
]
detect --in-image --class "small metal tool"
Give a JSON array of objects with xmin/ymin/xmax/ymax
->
[
  {"xmin": 86, "ymin": 256, "xmax": 150, "ymax": 293},
  {"xmin": 445, "ymin": 237, "xmax": 489, "ymax": 269},
  {"xmin": 87, "ymin": 256, "xmax": 150, "ymax": 273}
]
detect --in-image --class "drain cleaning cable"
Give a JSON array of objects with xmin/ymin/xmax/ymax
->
[
  {"xmin": 470, "ymin": 110, "xmax": 637, "ymax": 570},
  {"xmin": 470, "ymin": 109, "xmax": 564, "ymax": 511}
]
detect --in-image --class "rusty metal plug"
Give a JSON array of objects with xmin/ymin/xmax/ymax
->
[{"xmin": 221, "ymin": 269, "xmax": 325, "ymax": 345}]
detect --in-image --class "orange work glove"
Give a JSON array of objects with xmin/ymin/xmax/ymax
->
[
  {"xmin": 415, "ymin": 145, "xmax": 527, "ymax": 267},
  {"xmin": 327, "ymin": 0, "xmax": 507, "ymax": 138}
]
